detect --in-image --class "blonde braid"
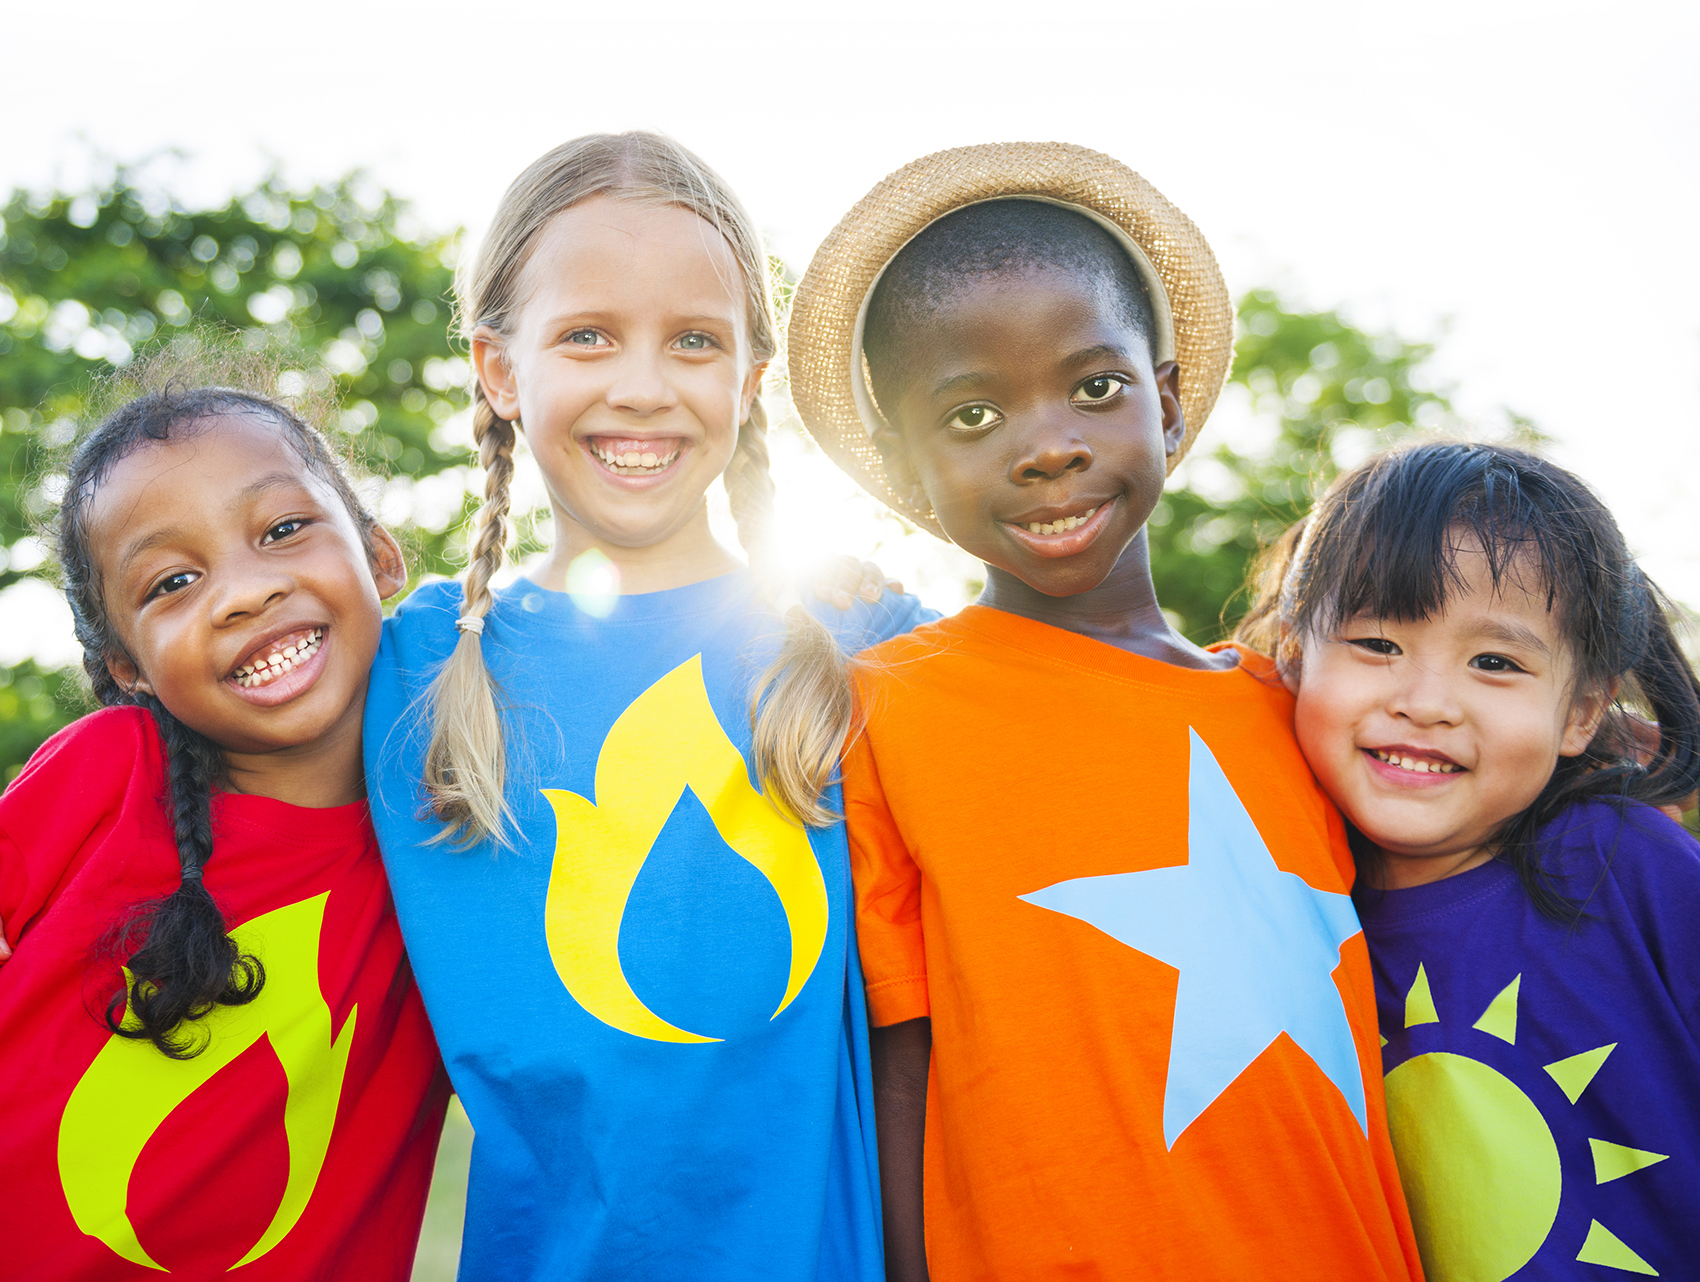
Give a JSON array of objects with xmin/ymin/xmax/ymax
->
[
  {"xmin": 422, "ymin": 382, "xmax": 517, "ymax": 843},
  {"xmin": 726, "ymin": 395, "xmax": 857, "ymax": 827}
]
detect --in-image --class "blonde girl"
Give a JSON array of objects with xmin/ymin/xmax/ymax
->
[{"xmin": 363, "ymin": 133, "xmax": 928, "ymax": 1282}]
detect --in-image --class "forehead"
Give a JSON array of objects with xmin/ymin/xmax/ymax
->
[
  {"xmin": 87, "ymin": 414, "xmax": 327, "ymax": 536},
  {"xmin": 899, "ymin": 266, "xmax": 1147, "ymax": 375},
  {"xmin": 516, "ymin": 196, "xmax": 749, "ymax": 328}
]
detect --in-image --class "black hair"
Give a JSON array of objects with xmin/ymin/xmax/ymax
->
[
  {"xmin": 1240, "ymin": 440, "xmax": 1700, "ymax": 920},
  {"xmin": 862, "ymin": 199, "xmax": 1158, "ymax": 418},
  {"xmin": 55, "ymin": 378, "xmax": 377, "ymax": 1058}
]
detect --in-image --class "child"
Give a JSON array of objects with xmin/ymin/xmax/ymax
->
[
  {"xmin": 1241, "ymin": 440, "xmax": 1700, "ymax": 1280},
  {"xmin": 787, "ymin": 142, "xmax": 1422, "ymax": 1279},
  {"xmin": 362, "ymin": 132, "xmax": 931, "ymax": 1281},
  {"xmin": 0, "ymin": 355, "xmax": 449, "ymax": 1279}
]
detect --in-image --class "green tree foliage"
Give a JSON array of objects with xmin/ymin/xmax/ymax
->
[
  {"xmin": 0, "ymin": 172, "xmax": 472, "ymax": 593},
  {"xmin": 0, "ymin": 172, "xmax": 476, "ymax": 777},
  {"xmin": 1149, "ymin": 290, "xmax": 1453, "ymax": 641}
]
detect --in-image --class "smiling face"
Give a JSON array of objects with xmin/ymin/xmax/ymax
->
[
  {"xmin": 874, "ymin": 264, "xmax": 1185, "ymax": 599},
  {"xmin": 1292, "ymin": 546, "xmax": 1606, "ymax": 887},
  {"xmin": 88, "ymin": 414, "xmax": 404, "ymax": 767},
  {"xmin": 473, "ymin": 196, "xmax": 765, "ymax": 581}
]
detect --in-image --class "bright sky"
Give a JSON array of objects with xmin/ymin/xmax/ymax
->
[{"xmin": 5, "ymin": 0, "xmax": 1698, "ymax": 661}]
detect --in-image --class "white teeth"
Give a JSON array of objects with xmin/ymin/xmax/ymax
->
[
  {"xmin": 592, "ymin": 444, "xmax": 679, "ymax": 475},
  {"xmin": 1373, "ymin": 749, "xmax": 1459, "ymax": 774},
  {"xmin": 233, "ymin": 628, "xmax": 322, "ymax": 688},
  {"xmin": 1023, "ymin": 507, "xmax": 1097, "ymax": 536}
]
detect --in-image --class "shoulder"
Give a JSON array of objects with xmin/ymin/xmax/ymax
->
[
  {"xmin": 1543, "ymin": 798, "xmax": 1700, "ymax": 886},
  {"xmin": 5, "ymin": 706, "xmax": 162, "ymax": 797},
  {"xmin": 387, "ymin": 578, "xmax": 466, "ymax": 639},
  {"xmin": 375, "ymin": 579, "xmax": 465, "ymax": 678},
  {"xmin": 0, "ymin": 706, "xmax": 164, "ymax": 841},
  {"xmin": 854, "ymin": 612, "xmax": 980, "ymax": 682}
]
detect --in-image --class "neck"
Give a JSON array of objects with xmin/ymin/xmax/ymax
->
[
  {"xmin": 220, "ymin": 692, "xmax": 368, "ymax": 808},
  {"xmin": 978, "ymin": 530, "xmax": 1236, "ymax": 669},
  {"xmin": 1374, "ymin": 843, "xmax": 1497, "ymax": 890},
  {"xmin": 530, "ymin": 503, "xmax": 744, "ymax": 596}
]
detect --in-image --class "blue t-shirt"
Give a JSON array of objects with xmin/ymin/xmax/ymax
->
[
  {"xmin": 364, "ymin": 572, "xmax": 932, "ymax": 1282},
  {"xmin": 1358, "ymin": 799, "xmax": 1700, "ymax": 1280}
]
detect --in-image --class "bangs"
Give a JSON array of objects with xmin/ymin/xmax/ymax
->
[{"xmin": 1290, "ymin": 443, "xmax": 1609, "ymax": 654}]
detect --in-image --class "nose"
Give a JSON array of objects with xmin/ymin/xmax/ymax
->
[
  {"xmin": 1385, "ymin": 658, "xmax": 1463, "ymax": 728},
  {"xmin": 1008, "ymin": 411, "xmax": 1093, "ymax": 484},
  {"xmin": 605, "ymin": 347, "xmax": 680, "ymax": 417},
  {"xmin": 208, "ymin": 549, "xmax": 291, "ymax": 626}
]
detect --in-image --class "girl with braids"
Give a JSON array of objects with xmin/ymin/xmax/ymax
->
[
  {"xmin": 362, "ymin": 133, "xmax": 929, "ymax": 1282},
  {"xmin": 1240, "ymin": 440, "xmax": 1700, "ymax": 1276},
  {"xmin": 0, "ymin": 357, "xmax": 449, "ymax": 1279}
]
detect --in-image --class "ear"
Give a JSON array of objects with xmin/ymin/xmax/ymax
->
[
  {"xmin": 872, "ymin": 421, "xmax": 926, "ymax": 500},
  {"xmin": 740, "ymin": 359, "xmax": 770, "ymax": 424},
  {"xmin": 105, "ymin": 651, "xmax": 152, "ymax": 698},
  {"xmin": 1153, "ymin": 360, "xmax": 1186, "ymax": 457},
  {"xmin": 367, "ymin": 524, "xmax": 408, "ymax": 601},
  {"xmin": 472, "ymin": 325, "xmax": 522, "ymax": 421},
  {"xmin": 1559, "ymin": 678, "xmax": 1615, "ymax": 757}
]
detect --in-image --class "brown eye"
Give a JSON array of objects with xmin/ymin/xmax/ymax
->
[
  {"xmin": 1071, "ymin": 376, "xmax": 1124, "ymax": 404},
  {"xmin": 262, "ymin": 519, "xmax": 307, "ymax": 545},
  {"xmin": 149, "ymin": 571, "xmax": 197, "ymax": 600},
  {"xmin": 944, "ymin": 405, "xmax": 1001, "ymax": 433}
]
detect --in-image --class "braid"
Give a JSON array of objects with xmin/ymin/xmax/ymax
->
[
  {"xmin": 105, "ymin": 696, "xmax": 264, "ymax": 1059},
  {"xmin": 724, "ymin": 396, "xmax": 778, "ymax": 556},
  {"xmin": 421, "ymin": 383, "xmax": 518, "ymax": 843},
  {"xmin": 725, "ymin": 398, "xmax": 857, "ymax": 828}
]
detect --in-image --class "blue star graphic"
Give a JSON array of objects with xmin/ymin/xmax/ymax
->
[{"xmin": 1021, "ymin": 729, "xmax": 1367, "ymax": 1149}]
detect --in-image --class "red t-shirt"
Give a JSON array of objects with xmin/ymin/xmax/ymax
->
[
  {"xmin": 0, "ymin": 707, "xmax": 449, "ymax": 1281},
  {"xmin": 846, "ymin": 609, "xmax": 1422, "ymax": 1279}
]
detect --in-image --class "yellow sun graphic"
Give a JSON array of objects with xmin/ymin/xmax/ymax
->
[{"xmin": 1383, "ymin": 963, "xmax": 1670, "ymax": 1279}]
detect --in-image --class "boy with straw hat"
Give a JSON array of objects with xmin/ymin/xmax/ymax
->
[{"xmin": 789, "ymin": 143, "xmax": 1421, "ymax": 1279}]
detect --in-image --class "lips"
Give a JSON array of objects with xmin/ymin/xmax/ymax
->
[
  {"xmin": 1002, "ymin": 498, "xmax": 1116, "ymax": 559},
  {"xmin": 586, "ymin": 436, "xmax": 684, "ymax": 477},
  {"xmin": 226, "ymin": 625, "xmax": 330, "ymax": 707},
  {"xmin": 1364, "ymin": 744, "xmax": 1465, "ymax": 779}
]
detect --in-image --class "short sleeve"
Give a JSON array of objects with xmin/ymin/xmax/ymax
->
[{"xmin": 842, "ymin": 727, "xmax": 930, "ymax": 1026}]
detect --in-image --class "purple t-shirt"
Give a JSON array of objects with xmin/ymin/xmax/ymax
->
[{"xmin": 1357, "ymin": 799, "xmax": 1700, "ymax": 1280}]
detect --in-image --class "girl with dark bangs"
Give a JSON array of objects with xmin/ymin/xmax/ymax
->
[{"xmin": 1241, "ymin": 440, "xmax": 1700, "ymax": 1278}]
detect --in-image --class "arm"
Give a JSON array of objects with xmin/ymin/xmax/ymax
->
[{"xmin": 872, "ymin": 1016, "xmax": 931, "ymax": 1282}]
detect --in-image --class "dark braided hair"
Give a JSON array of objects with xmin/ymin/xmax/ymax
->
[
  {"xmin": 1240, "ymin": 440, "xmax": 1700, "ymax": 920},
  {"xmin": 54, "ymin": 360, "xmax": 378, "ymax": 1058}
]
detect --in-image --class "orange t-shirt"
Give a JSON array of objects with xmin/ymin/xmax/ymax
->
[{"xmin": 846, "ymin": 607, "xmax": 1422, "ymax": 1280}]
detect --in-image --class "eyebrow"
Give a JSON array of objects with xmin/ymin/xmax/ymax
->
[
  {"xmin": 926, "ymin": 343, "xmax": 1138, "ymax": 401},
  {"xmin": 1476, "ymin": 618, "xmax": 1551, "ymax": 655},
  {"xmin": 1062, "ymin": 343, "xmax": 1137, "ymax": 368},
  {"xmin": 116, "ymin": 473, "xmax": 305, "ymax": 577}
]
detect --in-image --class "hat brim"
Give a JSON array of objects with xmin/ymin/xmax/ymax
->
[{"xmin": 787, "ymin": 141, "xmax": 1235, "ymax": 540}]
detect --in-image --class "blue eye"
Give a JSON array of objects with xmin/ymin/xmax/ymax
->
[
  {"xmin": 1071, "ymin": 376, "xmax": 1125, "ymax": 404},
  {"xmin": 566, "ymin": 329, "xmax": 607, "ymax": 347},
  {"xmin": 675, "ymin": 332, "xmax": 715, "ymax": 351},
  {"xmin": 944, "ymin": 405, "xmax": 1001, "ymax": 433}
]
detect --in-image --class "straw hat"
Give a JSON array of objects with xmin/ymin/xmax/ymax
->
[{"xmin": 788, "ymin": 141, "xmax": 1235, "ymax": 539}]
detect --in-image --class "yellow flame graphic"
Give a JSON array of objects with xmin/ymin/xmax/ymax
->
[
  {"xmin": 57, "ymin": 893, "xmax": 356, "ymax": 1271},
  {"xmin": 543, "ymin": 654, "xmax": 829, "ymax": 1043}
]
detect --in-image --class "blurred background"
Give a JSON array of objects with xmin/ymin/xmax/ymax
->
[{"xmin": 2, "ymin": 1, "xmax": 1695, "ymax": 1275}]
